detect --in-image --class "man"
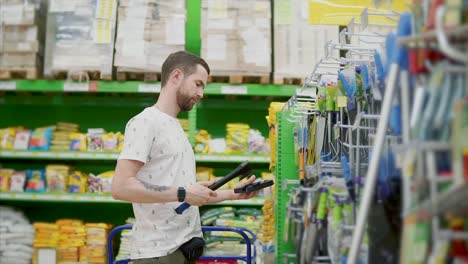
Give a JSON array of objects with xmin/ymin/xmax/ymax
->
[{"xmin": 112, "ymin": 51, "xmax": 259, "ymax": 264}]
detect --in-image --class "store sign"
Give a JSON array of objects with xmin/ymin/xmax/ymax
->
[
  {"xmin": 0, "ymin": 81, "xmax": 16, "ymax": 90},
  {"xmin": 308, "ymin": 0, "xmax": 408, "ymax": 25},
  {"xmin": 138, "ymin": 83, "xmax": 161, "ymax": 93},
  {"xmin": 64, "ymin": 82, "xmax": 89, "ymax": 92},
  {"xmin": 221, "ymin": 85, "xmax": 247, "ymax": 95}
]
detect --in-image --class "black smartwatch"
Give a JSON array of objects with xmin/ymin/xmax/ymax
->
[{"xmin": 177, "ymin": 187, "xmax": 186, "ymax": 202}]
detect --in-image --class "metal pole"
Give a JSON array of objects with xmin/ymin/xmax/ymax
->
[{"xmin": 347, "ymin": 63, "xmax": 400, "ymax": 264}]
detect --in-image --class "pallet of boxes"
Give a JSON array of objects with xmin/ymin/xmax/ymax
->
[
  {"xmin": 201, "ymin": 0, "xmax": 271, "ymax": 84},
  {"xmin": 43, "ymin": 0, "xmax": 117, "ymax": 80},
  {"xmin": 273, "ymin": 0, "xmax": 339, "ymax": 85},
  {"xmin": 0, "ymin": 0, "xmax": 46, "ymax": 79},
  {"xmin": 114, "ymin": 0, "xmax": 186, "ymax": 82}
]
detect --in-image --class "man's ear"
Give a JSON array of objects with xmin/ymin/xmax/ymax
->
[{"xmin": 171, "ymin": 69, "xmax": 184, "ymax": 85}]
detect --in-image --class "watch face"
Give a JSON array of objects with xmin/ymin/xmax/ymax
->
[{"xmin": 178, "ymin": 187, "xmax": 185, "ymax": 202}]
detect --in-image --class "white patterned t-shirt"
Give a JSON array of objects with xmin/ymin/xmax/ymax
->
[{"xmin": 118, "ymin": 106, "xmax": 202, "ymax": 260}]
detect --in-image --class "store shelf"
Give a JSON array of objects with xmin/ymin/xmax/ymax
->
[
  {"xmin": 0, "ymin": 192, "xmax": 265, "ymax": 206},
  {"xmin": 195, "ymin": 153, "xmax": 270, "ymax": 163},
  {"xmin": 0, "ymin": 192, "xmax": 122, "ymax": 203},
  {"xmin": 204, "ymin": 83, "xmax": 299, "ymax": 97},
  {"xmin": 0, "ymin": 80, "xmax": 299, "ymax": 96},
  {"xmin": 0, "ymin": 150, "xmax": 270, "ymax": 163},
  {"xmin": 406, "ymin": 181, "xmax": 468, "ymax": 219},
  {"xmin": 215, "ymin": 196, "xmax": 266, "ymax": 206},
  {"xmin": 393, "ymin": 141, "xmax": 452, "ymax": 152},
  {"xmin": 0, "ymin": 149, "xmax": 119, "ymax": 160}
]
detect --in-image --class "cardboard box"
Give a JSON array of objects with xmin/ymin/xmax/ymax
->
[
  {"xmin": 0, "ymin": 0, "xmax": 45, "ymax": 73},
  {"xmin": 273, "ymin": 0, "xmax": 339, "ymax": 78},
  {"xmin": 201, "ymin": 0, "xmax": 271, "ymax": 74},
  {"xmin": 44, "ymin": 0, "xmax": 117, "ymax": 77},
  {"xmin": 113, "ymin": 0, "xmax": 185, "ymax": 72}
]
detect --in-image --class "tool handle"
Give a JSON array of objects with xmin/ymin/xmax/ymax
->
[
  {"xmin": 175, "ymin": 161, "xmax": 250, "ymax": 214},
  {"xmin": 208, "ymin": 160, "xmax": 249, "ymax": 190}
]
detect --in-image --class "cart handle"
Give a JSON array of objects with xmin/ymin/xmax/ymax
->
[{"xmin": 107, "ymin": 225, "xmax": 257, "ymax": 264}]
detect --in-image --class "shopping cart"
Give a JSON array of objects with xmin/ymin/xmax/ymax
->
[{"xmin": 107, "ymin": 224, "xmax": 257, "ymax": 264}]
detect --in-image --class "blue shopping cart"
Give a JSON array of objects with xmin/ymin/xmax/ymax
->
[{"xmin": 107, "ymin": 225, "xmax": 257, "ymax": 264}]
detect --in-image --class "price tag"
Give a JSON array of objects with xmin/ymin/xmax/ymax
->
[
  {"xmin": 64, "ymin": 82, "xmax": 89, "ymax": 92},
  {"xmin": 296, "ymin": 88, "xmax": 315, "ymax": 97},
  {"xmin": 221, "ymin": 85, "xmax": 247, "ymax": 95},
  {"xmin": 2, "ymin": 150, "xmax": 13, "ymax": 156},
  {"xmin": 61, "ymin": 152, "xmax": 74, "ymax": 158},
  {"xmin": 37, "ymin": 152, "xmax": 51, "ymax": 157},
  {"xmin": 337, "ymin": 96, "xmax": 348, "ymax": 107},
  {"xmin": 61, "ymin": 195, "xmax": 73, "ymax": 201},
  {"xmin": 16, "ymin": 151, "xmax": 29, "ymax": 157},
  {"xmin": 138, "ymin": 83, "xmax": 161, "ymax": 93},
  {"xmin": 201, "ymin": 155, "xmax": 216, "ymax": 161},
  {"xmin": 94, "ymin": 195, "xmax": 106, "ymax": 201},
  {"xmin": 15, "ymin": 193, "xmax": 30, "ymax": 199},
  {"xmin": 0, "ymin": 81, "xmax": 16, "ymax": 90}
]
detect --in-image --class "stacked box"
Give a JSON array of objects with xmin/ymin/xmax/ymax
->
[
  {"xmin": 0, "ymin": 0, "xmax": 46, "ymax": 77},
  {"xmin": 114, "ymin": 0, "xmax": 185, "ymax": 73},
  {"xmin": 43, "ymin": 0, "xmax": 117, "ymax": 79},
  {"xmin": 273, "ymin": 0, "xmax": 339, "ymax": 80},
  {"xmin": 201, "ymin": 0, "xmax": 271, "ymax": 75}
]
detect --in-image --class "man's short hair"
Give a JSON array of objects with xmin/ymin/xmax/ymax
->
[{"xmin": 161, "ymin": 51, "xmax": 210, "ymax": 87}]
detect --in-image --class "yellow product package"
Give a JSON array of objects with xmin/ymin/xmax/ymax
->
[
  {"xmin": 0, "ymin": 127, "xmax": 18, "ymax": 149},
  {"xmin": 196, "ymin": 167, "xmax": 214, "ymax": 181},
  {"xmin": 194, "ymin": 129, "xmax": 211, "ymax": 153},
  {"xmin": 117, "ymin": 132, "xmax": 124, "ymax": 151},
  {"xmin": 97, "ymin": 171, "xmax": 114, "ymax": 193},
  {"xmin": 102, "ymin": 132, "xmax": 119, "ymax": 151},
  {"xmin": 0, "ymin": 169, "xmax": 14, "ymax": 191},
  {"xmin": 69, "ymin": 133, "xmax": 87, "ymax": 151},
  {"xmin": 56, "ymin": 219, "xmax": 83, "ymax": 226},
  {"xmin": 33, "ymin": 222, "xmax": 58, "ymax": 230},
  {"xmin": 86, "ymin": 223, "xmax": 111, "ymax": 229},
  {"xmin": 226, "ymin": 123, "xmax": 250, "ymax": 154},
  {"xmin": 87, "ymin": 131, "xmax": 104, "ymax": 151},
  {"xmin": 46, "ymin": 165, "xmax": 71, "ymax": 192},
  {"xmin": 68, "ymin": 171, "xmax": 88, "ymax": 193}
]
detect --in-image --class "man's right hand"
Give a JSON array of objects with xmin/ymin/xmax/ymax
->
[{"xmin": 184, "ymin": 180, "xmax": 217, "ymax": 206}]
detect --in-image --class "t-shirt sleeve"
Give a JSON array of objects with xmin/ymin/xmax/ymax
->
[{"xmin": 118, "ymin": 117, "xmax": 154, "ymax": 164}]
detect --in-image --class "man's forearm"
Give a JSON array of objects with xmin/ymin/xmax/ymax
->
[
  {"xmin": 112, "ymin": 178, "xmax": 178, "ymax": 203},
  {"xmin": 204, "ymin": 190, "xmax": 234, "ymax": 205}
]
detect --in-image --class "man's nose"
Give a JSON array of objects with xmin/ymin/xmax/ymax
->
[{"xmin": 197, "ymin": 90, "xmax": 204, "ymax": 99}]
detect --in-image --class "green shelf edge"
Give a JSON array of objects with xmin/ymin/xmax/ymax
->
[
  {"xmin": 0, "ymin": 150, "xmax": 120, "ymax": 160},
  {"xmin": 0, "ymin": 150, "xmax": 270, "ymax": 163},
  {"xmin": 0, "ymin": 192, "xmax": 122, "ymax": 203},
  {"xmin": 1, "ymin": 80, "xmax": 299, "ymax": 96},
  {"xmin": 0, "ymin": 192, "xmax": 265, "ymax": 206}
]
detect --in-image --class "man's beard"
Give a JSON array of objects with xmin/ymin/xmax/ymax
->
[{"xmin": 176, "ymin": 86, "xmax": 194, "ymax": 112}]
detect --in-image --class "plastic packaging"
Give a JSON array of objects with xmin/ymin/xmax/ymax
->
[{"xmin": 25, "ymin": 169, "xmax": 46, "ymax": 192}]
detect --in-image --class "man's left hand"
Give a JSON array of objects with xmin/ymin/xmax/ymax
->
[{"xmin": 231, "ymin": 175, "xmax": 260, "ymax": 200}]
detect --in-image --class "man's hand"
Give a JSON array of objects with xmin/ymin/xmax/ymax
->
[
  {"xmin": 231, "ymin": 175, "xmax": 260, "ymax": 200},
  {"xmin": 185, "ymin": 180, "xmax": 217, "ymax": 206}
]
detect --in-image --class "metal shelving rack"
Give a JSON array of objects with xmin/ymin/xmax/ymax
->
[
  {"xmin": 275, "ymin": 109, "xmax": 301, "ymax": 264},
  {"xmin": 272, "ymin": 3, "xmax": 468, "ymax": 263}
]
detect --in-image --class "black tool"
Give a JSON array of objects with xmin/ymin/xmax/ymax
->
[
  {"xmin": 175, "ymin": 161, "xmax": 252, "ymax": 214},
  {"xmin": 234, "ymin": 179, "xmax": 274, "ymax": 194}
]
